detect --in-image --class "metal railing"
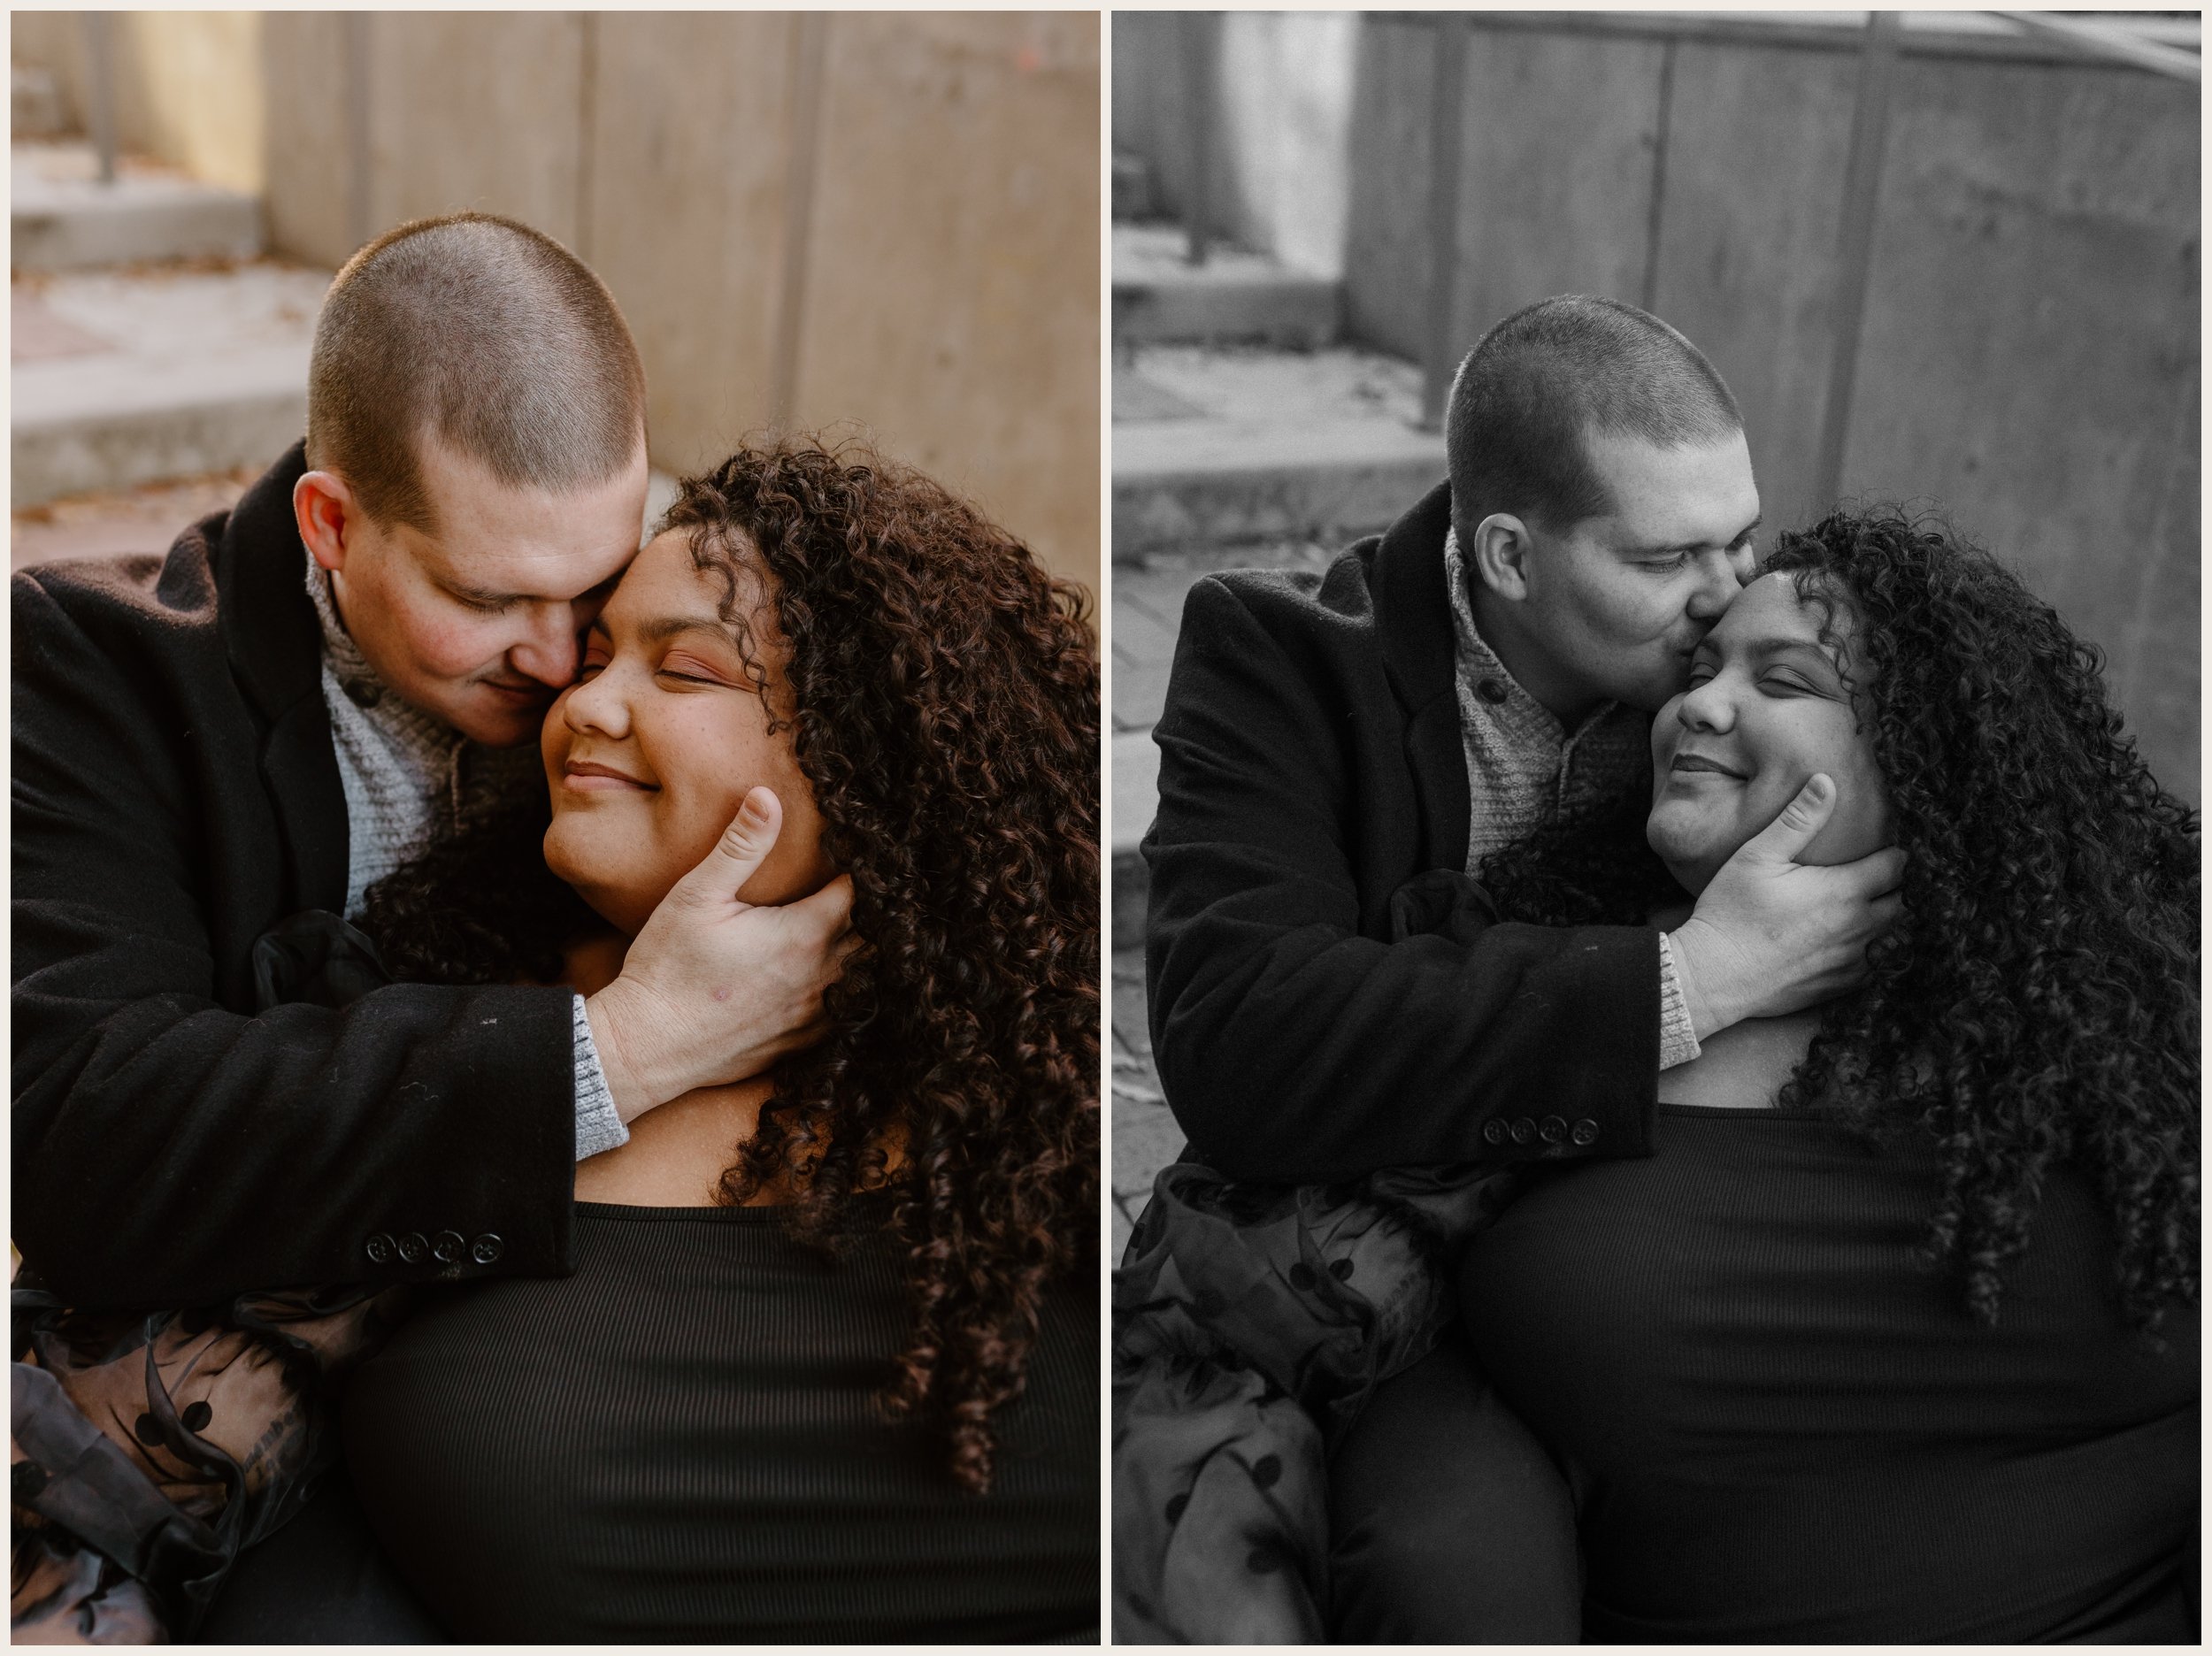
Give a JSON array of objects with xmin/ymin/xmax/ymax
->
[{"xmin": 78, "ymin": 12, "xmax": 117, "ymax": 185}]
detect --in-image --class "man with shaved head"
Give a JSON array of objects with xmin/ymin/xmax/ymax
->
[
  {"xmin": 15, "ymin": 212, "xmax": 848, "ymax": 1316},
  {"xmin": 1133, "ymin": 295, "xmax": 1904, "ymax": 1638}
]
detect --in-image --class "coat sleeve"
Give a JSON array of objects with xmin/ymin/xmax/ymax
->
[
  {"xmin": 1141, "ymin": 575, "xmax": 1659, "ymax": 1185},
  {"xmin": 10, "ymin": 572, "xmax": 578, "ymax": 1310}
]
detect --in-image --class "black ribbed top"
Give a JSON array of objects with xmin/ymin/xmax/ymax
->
[
  {"xmin": 342, "ymin": 1201, "xmax": 1098, "ymax": 1642},
  {"xmin": 1457, "ymin": 1105, "xmax": 2199, "ymax": 1644}
]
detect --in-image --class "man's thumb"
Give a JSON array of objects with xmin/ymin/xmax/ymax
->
[
  {"xmin": 1746, "ymin": 773, "xmax": 1835, "ymax": 863},
  {"xmin": 685, "ymin": 786, "xmax": 782, "ymax": 900}
]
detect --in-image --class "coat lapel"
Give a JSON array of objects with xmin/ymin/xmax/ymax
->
[
  {"xmin": 1369, "ymin": 479, "xmax": 1470, "ymax": 873},
  {"xmin": 214, "ymin": 443, "xmax": 350, "ymax": 915}
]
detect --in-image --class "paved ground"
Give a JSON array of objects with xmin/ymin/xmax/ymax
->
[
  {"xmin": 1109, "ymin": 532, "xmax": 1342, "ymax": 1252},
  {"xmin": 1109, "ymin": 340, "xmax": 1424, "ymax": 1245},
  {"xmin": 12, "ymin": 468, "xmax": 256, "ymax": 569}
]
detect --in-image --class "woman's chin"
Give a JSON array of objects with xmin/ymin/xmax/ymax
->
[
  {"xmin": 544, "ymin": 827, "xmax": 670, "ymax": 938},
  {"xmin": 1645, "ymin": 810, "xmax": 1731, "ymax": 899}
]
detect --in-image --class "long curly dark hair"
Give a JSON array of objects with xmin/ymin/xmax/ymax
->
[
  {"xmin": 1480, "ymin": 506, "xmax": 2198, "ymax": 1331},
  {"xmin": 360, "ymin": 438, "xmax": 1100, "ymax": 1491}
]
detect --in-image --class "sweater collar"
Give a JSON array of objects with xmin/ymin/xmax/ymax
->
[{"xmin": 302, "ymin": 540, "xmax": 467, "ymax": 767}]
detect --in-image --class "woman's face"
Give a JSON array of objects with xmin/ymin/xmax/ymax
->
[
  {"xmin": 1646, "ymin": 571, "xmax": 1893, "ymax": 895},
  {"xmin": 541, "ymin": 528, "xmax": 833, "ymax": 935}
]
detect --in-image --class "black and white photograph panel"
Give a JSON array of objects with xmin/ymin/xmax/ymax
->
[
  {"xmin": 1110, "ymin": 9, "xmax": 2196, "ymax": 1644},
  {"xmin": 12, "ymin": 12, "xmax": 1101, "ymax": 1644}
]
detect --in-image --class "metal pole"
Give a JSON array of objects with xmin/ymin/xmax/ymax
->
[
  {"xmin": 575, "ymin": 12, "xmax": 599, "ymax": 263},
  {"xmin": 81, "ymin": 12, "xmax": 118, "ymax": 186},
  {"xmin": 1993, "ymin": 11, "xmax": 2200, "ymax": 83},
  {"xmin": 1183, "ymin": 11, "xmax": 1211, "ymax": 267},
  {"xmin": 1419, "ymin": 16, "xmax": 1469, "ymax": 433},
  {"xmin": 770, "ymin": 12, "xmax": 829, "ymax": 431},
  {"xmin": 345, "ymin": 12, "xmax": 373, "ymax": 251},
  {"xmin": 1812, "ymin": 10, "xmax": 1901, "ymax": 512}
]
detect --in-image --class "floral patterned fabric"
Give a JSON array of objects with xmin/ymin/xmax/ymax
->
[
  {"xmin": 1110, "ymin": 1160, "xmax": 1519, "ymax": 1642},
  {"xmin": 1113, "ymin": 866, "xmax": 1544, "ymax": 1643},
  {"xmin": 11, "ymin": 910, "xmax": 403, "ymax": 1642}
]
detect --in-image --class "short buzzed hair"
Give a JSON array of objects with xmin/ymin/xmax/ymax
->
[
  {"xmin": 1444, "ymin": 295, "xmax": 1741, "ymax": 537},
  {"xmin": 306, "ymin": 212, "xmax": 647, "ymax": 532}
]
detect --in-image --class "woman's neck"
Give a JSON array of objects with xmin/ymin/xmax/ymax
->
[
  {"xmin": 561, "ymin": 928, "xmax": 787, "ymax": 1207},
  {"xmin": 1648, "ymin": 900, "xmax": 1821, "ymax": 1111}
]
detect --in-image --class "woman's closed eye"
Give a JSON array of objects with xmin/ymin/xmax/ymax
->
[
  {"xmin": 1760, "ymin": 669, "xmax": 1824, "ymax": 696},
  {"xmin": 656, "ymin": 653, "xmax": 738, "ymax": 686}
]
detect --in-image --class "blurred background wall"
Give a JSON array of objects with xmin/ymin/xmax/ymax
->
[
  {"xmin": 12, "ymin": 10, "xmax": 1101, "ymax": 595},
  {"xmin": 1112, "ymin": 10, "xmax": 2197, "ymax": 795}
]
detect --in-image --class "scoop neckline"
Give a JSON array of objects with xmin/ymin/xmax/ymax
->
[
  {"xmin": 1658, "ymin": 1101, "xmax": 1830, "ymax": 1121},
  {"xmin": 573, "ymin": 1200, "xmax": 788, "ymax": 1222},
  {"xmin": 574, "ymin": 1188, "xmax": 898, "ymax": 1223}
]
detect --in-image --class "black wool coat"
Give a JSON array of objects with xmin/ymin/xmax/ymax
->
[
  {"xmin": 12, "ymin": 444, "xmax": 577, "ymax": 1308},
  {"xmin": 1141, "ymin": 479, "xmax": 1663, "ymax": 1185}
]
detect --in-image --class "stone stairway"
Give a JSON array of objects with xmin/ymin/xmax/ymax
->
[
  {"xmin": 12, "ymin": 136, "xmax": 328, "ymax": 526},
  {"xmin": 1108, "ymin": 214, "xmax": 1448, "ymax": 1246},
  {"xmin": 8, "ymin": 132, "xmax": 680, "ymax": 566},
  {"xmin": 1109, "ymin": 220, "xmax": 1447, "ymax": 952}
]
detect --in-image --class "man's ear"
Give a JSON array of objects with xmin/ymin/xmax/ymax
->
[
  {"xmin": 1469, "ymin": 511, "xmax": 1535, "ymax": 602},
  {"xmin": 294, "ymin": 470, "xmax": 359, "ymax": 573}
]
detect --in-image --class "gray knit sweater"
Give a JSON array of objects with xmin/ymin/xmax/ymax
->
[
  {"xmin": 305, "ymin": 552, "xmax": 628, "ymax": 1158},
  {"xmin": 1441, "ymin": 529, "xmax": 1700, "ymax": 1069}
]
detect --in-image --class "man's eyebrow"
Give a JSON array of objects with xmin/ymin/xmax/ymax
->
[
  {"xmin": 1620, "ymin": 513, "xmax": 1763, "ymax": 558},
  {"xmin": 449, "ymin": 565, "xmax": 627, "ymax": 607}
]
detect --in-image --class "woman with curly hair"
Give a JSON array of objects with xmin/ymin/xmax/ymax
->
[
  {"xmin": 1456, "ymin": 505, "xmax": 2197, "ymax": 1642},
  {"xmin": 324, "ymin": 440, "xmax": 1100, "ymax": 1640}
]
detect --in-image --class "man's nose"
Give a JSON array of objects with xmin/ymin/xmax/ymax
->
[
  {"xmin": 1684, "ymin": 548, "xmax": 1746, "ymax": 622},
  {"xmin": 509, "ymin": 604, "xmax": 582, "ymax": 686}
]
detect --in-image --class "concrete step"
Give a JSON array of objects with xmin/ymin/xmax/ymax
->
[
  {"xmin": 12, "ymin": 68, "xmax": 67, "ymax": 141},
  {"xmin": 1110, "ymin": 729, "xmax": 1159, "ymax": 951},
  {"xmin": 14, "ymin": 464, "xmax": 686, "ymax": 573},
  {"xmin": 1111, "ymin": 220, "xmax": 1339, "ymax": 350},
  {"xmin": 1110, "ymin": 150, "xmax": 1153, "ymax": 221},
  {"xmin": 1114, "ymin": 413, "xmax": 1445, "ymax": 563},
  {"xmin": 13, "ymin": 142, "xmax": 263, "ymax": 272},
  {"xmin": 12, "ymin": 262, "xmax": 331, "ymax": 505},
  {"xmin": 1111, "ymin": 341, "xmax": 1440, "ymax": 562}
]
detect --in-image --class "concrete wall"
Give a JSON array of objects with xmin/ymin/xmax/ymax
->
[
  {"xmin": 1118, "ymin": 12, "xmax": 2200, "ymax": 800},
  {"xmin": 13, "ymin": 12, "xmax": 1102, "ymax": 601},
  {"xmin": 1113, "ymin": 10, "xmax": 1356, "ymax": 277}
]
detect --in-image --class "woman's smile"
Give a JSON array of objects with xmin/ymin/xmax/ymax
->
[
  {"xmin": 561, "ymin": 755, "xmax": 658, "ymax": 792},
  {"xmin": 1645, "ymin": 571, "xmax": 1893, "ymax": 893},
  {"xmin": 540, "ymin": 527, "xmax": 833, "ymax": 932},
  {"xmin": 1665, "ymin": 749, "xmax": 1747, "ymax": 781}
]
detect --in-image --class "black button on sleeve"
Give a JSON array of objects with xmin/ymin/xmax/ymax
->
[
  {"xmin": 365, "ymin": 1232, "xmax": 395, "ymax": 1265},
  {"xmin": 1571, "ymin": 1118, "xmax": 1600, "ymax": 1146},
  {"xmin": 396, "ymin": 1232, "xmax": 429, "ymax": 1265},
  {"xmin": 470, "ymin": 1233, "xmax": 504, "ymax": 1265},
  {"xmin": 433, "ymin": 1230, "xmax": 466, "ymax": 1265},
  {"xmin": 1482, "ymin": 1118, "xmax": 1509, "ymax": 1146},
  {"xmin": 1540, "ymin": 1115, "xmax": 1568, "ymax": 1145},
  {"xmin": 1509, "ymin": 1117, "xmax": 1536, "ymax": 1145}
]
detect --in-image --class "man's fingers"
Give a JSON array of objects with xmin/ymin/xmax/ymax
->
[
  {"xmin": 786, "ymin": 871, "xmax": 856, "ymax": 938},
  {"xmin": 1739, "ymin": 774, "xmax": 1836, "ymax": 865},
  {"xmin": 679, "ymin": 787, "xmax": 783, "ymax": 901},
  {"xmin": 1824, "ymin": 844, "xmax": 1908, "ymax": 899}
]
